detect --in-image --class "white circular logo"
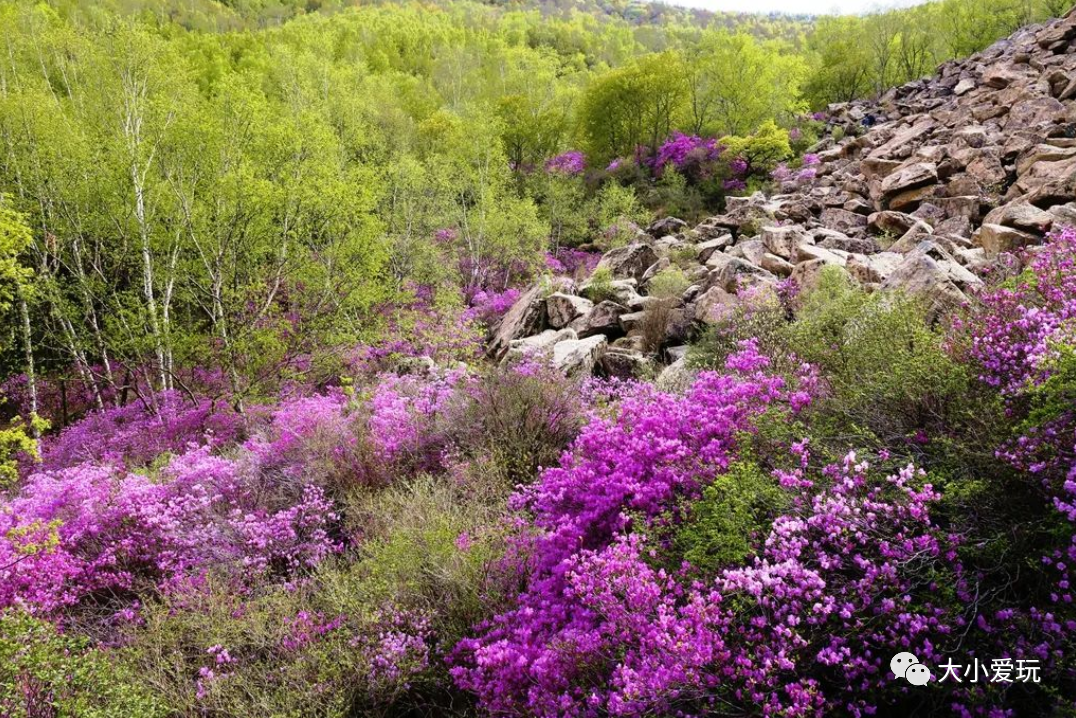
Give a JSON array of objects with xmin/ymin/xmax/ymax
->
[{"xmin": 890, "ymin": 652, "xmax": 932, "ymax": 685}]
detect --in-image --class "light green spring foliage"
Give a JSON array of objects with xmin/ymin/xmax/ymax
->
[
  {"xmin": 0, "ymin": 204, "xmax": 32, "ymax": 321},
  {"xmin": 0, "ymin": 0, "xmax": 1062, "ymax": 400},
  {"xmin": 690, "ymin": 268, "xmax": 989, "ymax": 452},
  {"xmin": 803, "ymin": 0, "xmax": 1065, "ymax": 106},
  {"xmin": 720, "ymin": 120, "xmax": 794, "ymax": 175},
  {"xmin": 0, "ymin": 610, "xmax": 164, "ymax": 718},
  {"xmin": 673, "ymin": 461, "xmax": 789, "ymax": 573},
  {"xmin": 647, "ymin": 266, "xmax": 691, "ymax": 300}
]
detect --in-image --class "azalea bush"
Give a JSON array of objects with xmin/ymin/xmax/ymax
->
[{"xmin": 450, "ymin": 343, "xmax": 973, "ymax": 716}]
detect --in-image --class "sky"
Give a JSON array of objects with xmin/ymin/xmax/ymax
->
[{"xmin": 658, "ymin": 0, "xmax": 929, "ymax": 15}]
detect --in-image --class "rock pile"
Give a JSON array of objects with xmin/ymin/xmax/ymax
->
[{"xmin": 489, "ymin": 9, "xmax": 1076, "ymax": 380}]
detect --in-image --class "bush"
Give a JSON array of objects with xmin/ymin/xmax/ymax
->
[
  {"xmin": 582, "ymin": 265, "xmax": 619, "ymax": 303},
  {"xmin": 692, "ymin": 269, "xmax": 998, "ymax": 456},
  {"xmin": 672, "ymin": 460, "xmax": 789, "ymax": 573},
  {"xmin": 122, "ymin": 574, "xmax": 434, "ymax": 717},
  {"xmin": 0, "ymin": 610, "xmax": 163, "ymax": 718},
  {"xmin": 639, "ymin": 266, "xmax": 690, "ymax": 353},
  {"xmin": 451, "ymin": 361, "xmax": 582, "ymax": 487}
]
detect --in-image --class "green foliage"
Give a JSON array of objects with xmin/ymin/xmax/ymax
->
[
  {"xmin": 690, "ymin": 268, "xmax": 1001, "ymax": 457},
  {"xmin": 348, "ymin": 476, "xmax": 508, "ymax": 644},
  {"xmin": 0, "ymin": 414, "xmax": 47, "ymax": 489},
  {"xmin": 720, "ymin": 120, "xmax": 792, "ymax": 175},
  {"xmin": 0, "ymin": 610, "xmax": 163, "ymax": 718},
  {"xmin": 673, "ymin": 461, "xmax": 789, "ymax": 573},
  {"xmin": 787, "ymin": 269, "xmax": 980, "ymax": 445},
  {"xmin": 453, "ymin": 364, "xmax": 582, "ymax": 487},
  {"xmin": 579, "ymin": 52, "xmax": 688, "ymax": 163},
  {"xmin": 0, "ymin": 204, "xmax": 32, "ymax": 320},
  {"xmin": 684, "ymin": 30, "xmax": 808, "ymax": 137},
  {"xmin": 582, "ymin": 265, "xmax": 619, "ymax": 303},
  {"xmin": 647, "ymin": 266, "xmax": 690, "ymax": 300},
  {"xmin": 802, "ymin": 0, "xmax": 1063, "ymax": 107}
]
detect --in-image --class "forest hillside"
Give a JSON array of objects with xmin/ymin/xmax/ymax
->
[{"xmin": 1, "ymin": 0, "xmax": 1076, "ymax": 716}]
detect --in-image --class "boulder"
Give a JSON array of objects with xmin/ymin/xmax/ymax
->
[
  {"xmin": 974, "ymin": 223, "xmax": 1042, "ymax": 256},
  {"xmin": 880, "ymin": 253, "xmax": 968, "ymax": 321},
  {"xmin": 595, "ymin": 244, "xmax": 659, "ymax": 282},
  {"xmin": 655, "ymin": 357, "xmax": 695, "ymax": 393},
  {"xmin": 795, "ymin": 243, "xmax": 847, "ymax": 266},
  {"xmin": 878, "ymin": 162, "xmax": 938, "ymax": 202},
  {"xmin": 847, "ymin": 252, "xmax": 903, "ymax": 284},
  {"xmin": 706, "ymin": 256, "xmax": 776, "ymax": 293},
  {"xmin": 552, "ymin": 335, "xmax": 607, "ymax": 376},
  {"xmin": 575, "ymin": 300, "xmax": 629, "ymax": 338},
  {"xmin": 819, "ymin": 234, "xmax": 880, "ymax": 254},
  {"xmin": 981, "ymin": 200, "xmax": 1055, "ymax": 234},
  {"xmin": 790, "ymin": 258, "xmax": 852, "ymax": 295},
  {"xmin": 489, "ymin": 284, "xmax": 547, "ymax": 358},
  {"xmin": 599, "ymin": 348, "xmax": 651, "ymax": 379},
  {"xmin": 820, "ymin": 208, "xmax": 869, "ymax": 234},
  {"xmin": 545, "ymin": 293, "xmax": 593, "ymax": 329},
  {"xmin": 759, "ymin": 252, "xmax": 795, "ymax": 277},
  {"xmin": 762, "ymin": 225, "xmax": 810, "ymax": 260},
  {"xmin": 868, "ymin": 211, "xmax": 921, "ymax": 236},
  {"xmin": 694, "ymin": 285, "xmax": 737, "ymax": 325},
  {"xmin": 647, "ymin": 217, "xmax": 688, "ymax": 237},
  {"xmin": 504, "ymin": 328, "xmax": 577, "ymax": 363},
  {"xmin": 695, "ymin": 235, "xmax": 733, "ymax": 263}
]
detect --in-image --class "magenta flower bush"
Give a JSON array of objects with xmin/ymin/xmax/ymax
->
[
  {"xmin": 654, "ymin": 132, "xmax": 722, "ymax": 171},
  {"xmin": 366, "ymin": 368, "xmax": 468, "ymax": 473},
  {"xmin": 40, "ymin": 391, "xmax": 244, "ymax": 471},
  {"xmin": 465, "ymin": 288, "xmax": 521, "ymax": 327},
  {"xmin": 955, "ymin": 226, "xmax": 1076, "ymax": 477},
  {"xmin": 545, "ymin": 151, "xmax": 586, "ymax": 175},
  {"xmin": 0, "ymin": 446, "xmax": 339, "ymax": 616}
]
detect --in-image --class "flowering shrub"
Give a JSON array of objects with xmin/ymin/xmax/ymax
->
[
  {"xmin": 956, "ymin": 227, "xmax": 1076, "ymax": 476},
  {"xmin": 545, "ymin": 151, "xmax": 586, "ymax": 175},
  {"xmin": 451, "ymin": 342, "xmax": 832, "ymax": 715},
  {"xmin": 465, "ymin": 287, "xmax": 521, "ymax": 327},
  {"xmin": 451, "ymin": 354, "xmax": 969, "ymax": 716},
  {"xmin": 40, "ymin": 392, "xmax": 244, "ymax": 471},
  {"xmin": 545, "ymin": 247, "xmax": 601, "ymax": 278},
  {"xmin": 771, "ymin": 153, "xmax": 821, "ymax": 191},
  {"xmin": 0, "ymin": 445, "xmax": 340, "ymax": 616},
  {"xmin": 365, "ymin": 368, "xmax": 467, "ymax": 474},
  {"xmin": 654, "ymin": 132, "xmax": 721, "ymax": 172}
]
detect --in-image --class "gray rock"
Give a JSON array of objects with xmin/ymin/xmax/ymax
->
[
  {"xmin": 595, "ymin": 244, "xmax": 659, "ymax": 282},
  {"xmin": 545, "ymin": 293, "xmax": 593, "ymax": 329},
  {"xmin": 552, "ymin": 335, "xmax": 607, "ymax": 376},
  {"xmin": 574, "ymin": 300, "xmax": 629, "ymax": 338},
  {"xmin": 504, "ymin": 328, "xmax": 577, "ymax": 363},
  {"xmin": 488, "ymin": 284, "xmax": 547, "ymax": 358}
]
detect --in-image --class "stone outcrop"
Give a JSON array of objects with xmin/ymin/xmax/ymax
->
[{"xmin": 488, "ymin": 10, "xmax": 1076, "ymax": 379}]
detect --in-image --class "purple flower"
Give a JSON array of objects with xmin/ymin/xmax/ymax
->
[{"xmin": 545, "ymin": 151, "xmax": 585, "ymax": 175}]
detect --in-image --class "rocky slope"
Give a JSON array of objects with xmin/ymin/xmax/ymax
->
[{"xmin": 489, "ymin": 9, "xmax": 1076, "ymax": 380}]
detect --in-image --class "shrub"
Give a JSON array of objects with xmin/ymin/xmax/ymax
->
[
  {"xmin": 0, "ymin": 610, "xmax": 163, "ymax": 718},
  {"xmin": 40, "ymin": 391, "xmax": 244, "ymax": 472},
  {"xmin": 787, "ymin": 269, "xmax": 984, "ymax": 448},
  {"xmin": 671, "ymin": 460, "xmax": 789, "ymax": 573},
  {"xmin": 452, "ymin": 361, "xmax": 582, "ymax": 487},
  {"xmin": 121, "ymin": 574, "xmax": 434, "ymax": 717},
  {"xmin": 639, "ymin": 266, "xmax": 690, "ymax": 353},
  {"xmin": 1, "ymin": 445, "xmax": 340, "ymax": 619},
  {"xmin": 582, "ymin": 265, "xmax": 619, "ymax": 303},
  {"xmin": 450, "ymin": 351, "xmax": 977, "ymax": 716}
]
